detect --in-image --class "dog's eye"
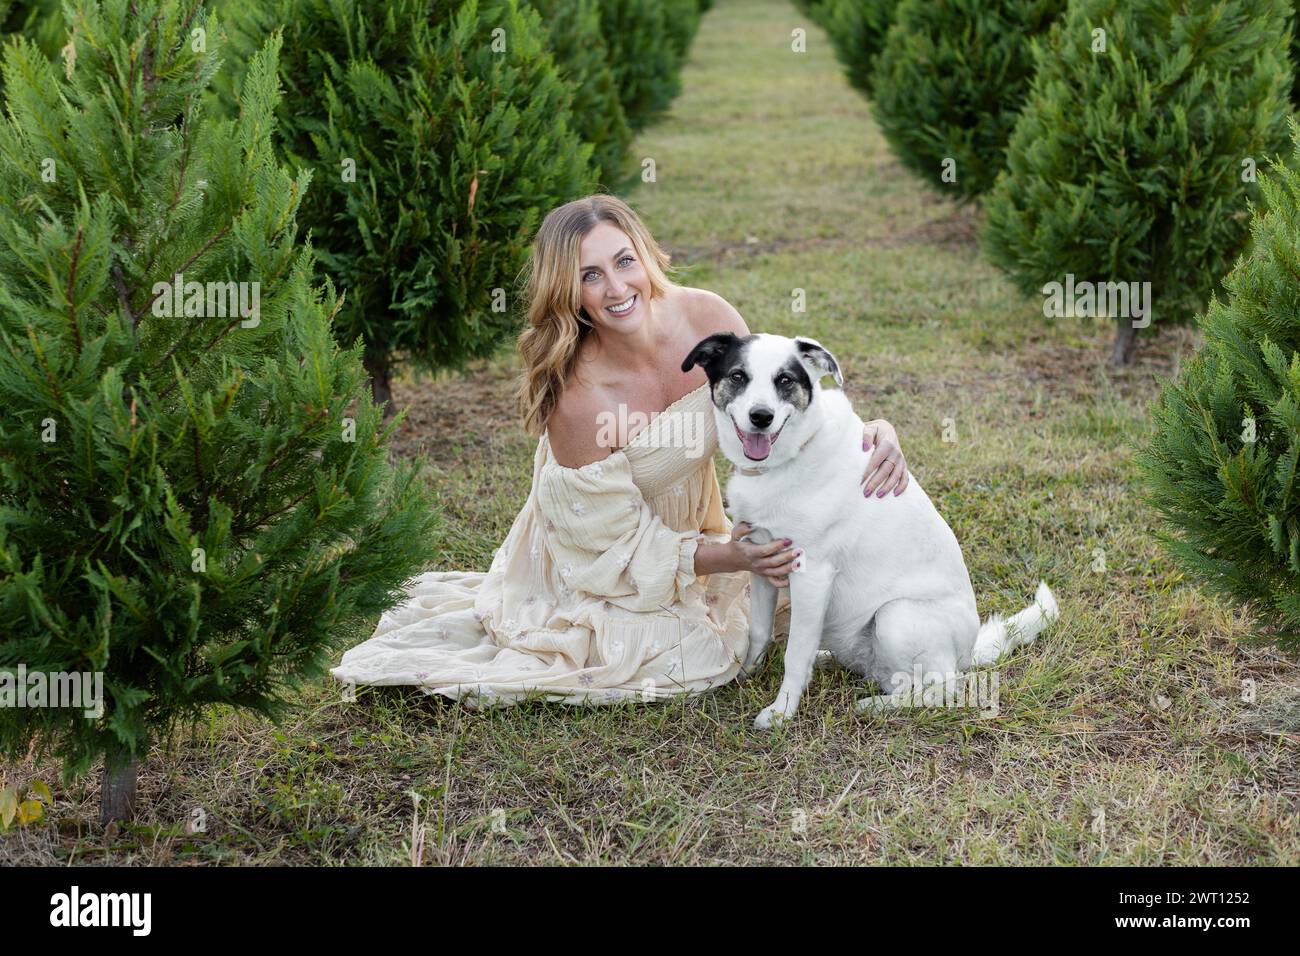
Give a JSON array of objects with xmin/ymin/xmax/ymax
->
[
  {"xmin": 776, "ymin": 375, "xmax": 791, "ymax": 386},
  {"xmin": 729, "ymin": 370, "xmax": 746, "ymax": 384}
]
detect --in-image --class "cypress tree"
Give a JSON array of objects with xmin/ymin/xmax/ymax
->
[
  {"xmin": 0, "ymin": 0, "xmax": 65, "ymax": 100},
  {"xmin": 598, "ymin": 0, "xmax": 684, "ymax": 131},
  {"xmin": 0, "ymin": 1, "xmax": 439, "ymax": 822},
  {"xmin": 1136, "ymin": 120, "xmax": 1300, "ymax": 651},
  {"xmin": 214, "ymin": 0, "xmax": 598, "ymax": 407},
  {"xmin": 982, "ymin": 0, "xmax": 1293, "ymax": 365},
  {"xmin": 530, "ymin": 0, "xmax": 635, "ymax": 190},
  {"xmin": 819, "ymin": 0, "xmax": 900, "ymax": 98},
  {"xmin": 870, "ymin": 0, "xmax": 1066, "ymax": 201}
]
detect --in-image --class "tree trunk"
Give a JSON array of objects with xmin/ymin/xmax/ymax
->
[
  {"xmin": 1109, "ymin": 316, "xmax": 1138, "ymax": 366},
  {"xmin": 363, "ymin": 350, "xmax": 393, "ymax": 416},
  {"xmin": 100, "ymin": 755, "xmax": 140, "ymax": 825}
]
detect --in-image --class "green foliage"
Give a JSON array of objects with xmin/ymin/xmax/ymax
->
[
  {"xmin": 818, "ymin": 0, "xmax": 900, "ymax": 98},
  {"xmin": 660, "ymin": 0, "xmax": 703, "ymax": 62},
  {"xmin": 0, "ymin": 0, "xmax": 64, "ymax": 55},
  {"xmin": 871, "ymin": 0, "xmax": 1065, "ymax": 200},
  {"xmin": 1292, "ymin": 2, "xmax": 1300, "ymax": 107},
  {"xmin": 530, "ymin": 0, "xmax": 634, "ymax": 190},
  {"xmin": 0, "ymin": 1, "xmax": 439, "ymax": 782},
  {"xmin": 212, "ymin": 0, "xmax": 599, "ymax": 393},
  {"xmin": 0, "ymin": 0, "xmax": 65, "ymax": 101},
  {"xmin": 981, "ymin": 0, "xmax": 1293, "ymax": 356},
  {"xmin": 1137, "ymin": 120, "xmax": 1300, "ymax": 651},
  {"xmin": 598, "ymin": 0, "xmax": 686, "ymax": 131}
]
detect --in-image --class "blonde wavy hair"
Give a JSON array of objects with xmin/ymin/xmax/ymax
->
[{"xmin": 515, "ymin": 194, "xmax": 681, "ymax": 437}]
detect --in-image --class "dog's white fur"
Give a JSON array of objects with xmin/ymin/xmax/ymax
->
[{"xmin": 712, "ymin": 334, "xmax": 1059, "ymax": 729}]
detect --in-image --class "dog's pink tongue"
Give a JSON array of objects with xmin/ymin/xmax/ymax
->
[{"xmin": 740, "ymin": 430, "xmax": 772, "ymax": 460}]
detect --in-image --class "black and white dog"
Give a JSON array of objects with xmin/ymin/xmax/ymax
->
[{"xmin": 682, "ymin": 332, "xmax": 1059, "ymax": 729}]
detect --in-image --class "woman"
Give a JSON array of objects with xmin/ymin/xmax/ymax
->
[{"xmin": 331, "ymin": 194, "xmax": 909, "ymax": 707}]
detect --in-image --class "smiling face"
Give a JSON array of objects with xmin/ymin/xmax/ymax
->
[
  {"xmin": 681, "ymin": 332, "xmax": 844, "ymax": 463},
  {"xmin": 577, "ymin": 221, "xmax": 651, "ymax": 330}
]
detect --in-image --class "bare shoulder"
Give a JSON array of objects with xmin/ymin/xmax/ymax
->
[
  {"xmin": 547, "ymin": 379, "xmax": 615, "ymax": 470},
  {"xmin": 680, "ymin": 286, "xmax": 750, "ymax": 338}
]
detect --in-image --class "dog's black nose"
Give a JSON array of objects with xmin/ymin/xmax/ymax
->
[{"xmin": 749, "ymin": 407, "xmax": 774, "ymax": 429}]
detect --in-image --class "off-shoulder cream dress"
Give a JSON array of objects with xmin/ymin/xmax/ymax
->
[{"xmin": 330, "ymin": 382, "xmax": 754, "ymax": 708}]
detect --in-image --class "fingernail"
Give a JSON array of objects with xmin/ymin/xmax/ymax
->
[
  {"xmin": 784, "ymin": 538, "xmax": 792, "ymax": 545},
  {"xmin": 877, "ymin": 489, "xmax": 886, "ymax": 498}
]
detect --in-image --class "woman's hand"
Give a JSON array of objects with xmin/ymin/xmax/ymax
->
[
  {"xmin": 730, "ymin": 521, "xmax": 799, "ymax": 589},
  {"xmin": 861, "ymin": 419, "xmax": 909, "ymax": 498}
]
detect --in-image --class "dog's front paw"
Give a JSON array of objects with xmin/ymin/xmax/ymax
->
[{"xmin": 754, "ymin": 705, "xmax": 789, "ymax": 730}]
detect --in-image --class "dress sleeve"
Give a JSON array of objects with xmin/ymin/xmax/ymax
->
[{"xmin": 536, "ymin": 450, "xmax": 702, "ymax": 612}]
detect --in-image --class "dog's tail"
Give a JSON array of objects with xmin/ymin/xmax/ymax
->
[{"xmin": 970, "ymin": 580, "xmax": 1059, "ymax": 667}]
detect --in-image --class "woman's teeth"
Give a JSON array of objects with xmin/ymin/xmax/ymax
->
[{"xmin": 606, "ymin": 294, "xmax": 637, "ymax": 316}]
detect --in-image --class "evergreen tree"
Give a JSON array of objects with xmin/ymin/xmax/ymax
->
[
  {"xmin": 213, "ymin": 0, "xmax": 598, "ymax": 408},
  {"xmin": 598, "ymin": 0, "xmax": 684, "ymax": 131},
  {"xmin": 530, "ymin": 0, "xmax": 635, "ymax": 191},
  {"xmin": 1291, "ymin": 2, "xmax": 1300, "ymax": 107},
  {"xmin": 0, "ymin": 0, "xmax": 65, "ymax": 100},
  {"xmin": 820, "ymin": 0, "xmax": 900, "ymax": 99},
  {"xmin": 0, "ymin": 1, "xmax": 439, "ymax": 822},
  {"xmin": 661, "ymin": 0, "xmax": 703, "ymax": 63},
  {"xmin": 982, "ymin": 0, "xmax": 1293, "ymax": 365},
  {"xmin": 1137, "ymin": 119, "xmax": 1300, "ymax": 651},
  {"xmin": 870, "ymin": 0, "xmax": 1065, "ymax": 200}
]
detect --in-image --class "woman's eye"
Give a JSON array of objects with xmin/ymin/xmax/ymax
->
[{"xmin": 619, "ymin": 255, "xmax": 634, "ymax": 266}]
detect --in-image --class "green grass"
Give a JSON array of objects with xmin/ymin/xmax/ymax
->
[{"xmin": 2, "ymin": 0, "xmax": 1297, "ymax": 865}]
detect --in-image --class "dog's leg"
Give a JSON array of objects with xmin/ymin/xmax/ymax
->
[
  {"xmin": 854, "ymin": 597, "xmax": 965, "ymax": 715},
  {"xmin": 738, "ymin": 572, "xmax": 778, "ymax": 683},
  {"xmin": 755, "ymin": 566, "xmax": 833, "ymax": 729}
]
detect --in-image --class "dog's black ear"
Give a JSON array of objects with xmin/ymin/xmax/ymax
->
[
  {"xmin": 794, "ymin": 336, "xmax": 843, "ymax": 387},
  {"xmin": 681, "ymin": 333, "xmax": 738, "ymax": 374}
]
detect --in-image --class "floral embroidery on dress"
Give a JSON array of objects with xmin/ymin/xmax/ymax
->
[
  {"xmin": 616, "ymin": 551, "xmax": 631, "ymax": 569},
  {"xmin": 571, "ymin": 501, "xmax": 586, "ymax": 516},
  {"xmin": 579, "ymin": 673, "xmax": 594, "ymax": 686},
  {"xmin": 560, "ymin": 563, "xmax": 573, "ymax": 579}
]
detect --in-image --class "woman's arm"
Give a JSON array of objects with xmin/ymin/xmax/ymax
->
[
  {"xmin": 861, "ymin": 420, "xmax": 909, "ymax": 497},
  {"xmin": 694, "ymin": 540, "xmax": 739, "ymax": 575},
  {"xmin": 697, "ymin": 527, "xmax": 800, "ymax": 589}
]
